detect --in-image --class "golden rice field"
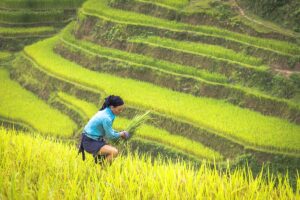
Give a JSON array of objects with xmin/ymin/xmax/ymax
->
[
  {"xmin": 1, "ymin": 0, "xmax": 300, "ymax": 199},
  {"xmin": 0, "ymin": 128, "xmax": 299, "ymax": 200}
]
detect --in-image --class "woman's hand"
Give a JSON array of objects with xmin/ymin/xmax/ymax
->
[{"xmin": 120, "ymin": 131, "xmax": 130, "ymax": 139}]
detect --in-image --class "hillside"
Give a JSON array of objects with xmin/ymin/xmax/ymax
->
[{"xmin": 0, "ymin": 0, "xmax": 300, "ymax": 198}]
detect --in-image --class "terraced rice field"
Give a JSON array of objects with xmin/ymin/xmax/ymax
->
[
  {"xmin": 1, "ymin": 0, "xmax": 300, "ymax": 198},
  {"xmin": 27, "ymin": 37, "xmax": 300, "ymax": 151}
]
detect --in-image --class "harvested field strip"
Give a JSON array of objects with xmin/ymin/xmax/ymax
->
[
  {"xmin": 24, "ymin": 36, "xmax": 300, "ymax": 153},
  {"xmin": 130, "ymin": 36, "xmax": 265, "ymax": 67},
  {"xmin": 0, "ymin": 67, "xmax": 77, "ymax": 136},
  {"xmin": 58, "ymin": 92, "xmax": 222, "ymax": 160},
  {"xmin": 82, "ymin": 0, "xmax": 300, "ymax": 55}
]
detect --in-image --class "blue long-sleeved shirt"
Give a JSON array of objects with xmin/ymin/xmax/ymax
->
[{"xmin": 83, "ymin": 107, "xmax": 120, "ymax": 141}]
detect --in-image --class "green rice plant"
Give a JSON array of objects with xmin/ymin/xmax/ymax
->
[
  {"xmin": 0, "ymin": 128, "xmax": 298, "ymax": 199},
  {"xmin": 0, "ymin": 26, "xmax": 55, "ymax": 36},
  {"xmin": 124, "ymin": 110, "xmax": 151, "ymax": 134},
  {"xmin": 130, "ymin": 36, "xmax": 266, "ymax": 67},
  {"xmin": 0, "ymin": 68, "xmax": 77, "ymax": 136},
  {"xmin": 82, "ymin": 0, "xmax": 300, "ymax": 55},
  {"xmin": 24, "ymin": 36, "xmax": 300, "ymax": 154},
  {"xmin": 60, "ymin": 24, "xmax": 227, "ymax": 83}
]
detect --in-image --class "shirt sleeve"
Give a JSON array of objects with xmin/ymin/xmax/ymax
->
[{"xmin": 102, "ymin": 118, "xmax": 120, "ymax": 141}]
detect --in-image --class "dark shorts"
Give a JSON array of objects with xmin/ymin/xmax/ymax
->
[{"xmin": 82, "ymin": 134, "xmax": 106, "ymax": 157}]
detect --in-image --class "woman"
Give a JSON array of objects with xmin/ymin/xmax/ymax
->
[{"xmin": 78, "ymin": 95, "xmax": 129, "ymax": 164}]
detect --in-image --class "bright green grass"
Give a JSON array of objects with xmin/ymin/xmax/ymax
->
[
  {"xmin": 24, "ymin": 36, "xmax": 300, "ymax": 154},
  {"xmin": 82, "ymin": 0, "xmax": 300, "ymax": 55},
  {"xmin": 60, "ymin": 24, "xmax": 227, "ymax": 83},
  {"xmin": 0, "ymin": 68, "xmax": 77, "ymax": 136},
  {"xmin": 130, "ymin": 36, "xmax": 265, "ymax": 67},
  {"xmin": 0, "ymin": 129, "xmax": 298, "ymax": 199},
  {"xmin": 0, "ymin": 26, "xmax": 55, "ymax": 36},
  {"xmin": 58, "ymin": 92, "xmax": 222, "ymax": 160}
]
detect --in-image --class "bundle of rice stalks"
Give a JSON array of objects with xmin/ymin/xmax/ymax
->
[
  {"xmin": 115, "ymin": 111, "xmax": 151, "ymax": 145},
  {"xmin": 125, "ymin": 110, "xmax": 151, "ymax": 136}
]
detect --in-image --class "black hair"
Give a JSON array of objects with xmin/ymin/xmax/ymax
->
[{"xmin": 100, "ymin": 95, "xmax": 124, "ymax": 111}]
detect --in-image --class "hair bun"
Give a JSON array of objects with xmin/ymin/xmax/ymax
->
[{"xmin": 99, "ymin": 95, "xmax": 124, "ymax": 111}]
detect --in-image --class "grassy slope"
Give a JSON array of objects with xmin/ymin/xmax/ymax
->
[
  {"xmin": 0, "ymin": 67, "xmax": 76, "ymax": 136},
  {"xmin": 23, "ymin": 36, "xmax": 300, "ymax": 154}
]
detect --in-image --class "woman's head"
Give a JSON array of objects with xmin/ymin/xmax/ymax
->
[{"xmin": 100, "ymin": 95, "xmax": 124, "ymax": 115}]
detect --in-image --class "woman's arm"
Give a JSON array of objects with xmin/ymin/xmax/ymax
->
[{"xmin": 103, "ymin": 118, "xmax": 121, "ymax": 141}]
